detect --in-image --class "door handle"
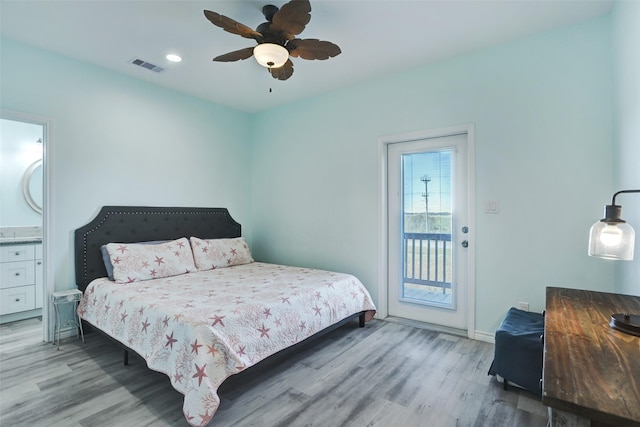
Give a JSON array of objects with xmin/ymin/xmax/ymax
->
[{"xmin": 461, "ymin": 240, "xmax": 469, "ymax": 248}]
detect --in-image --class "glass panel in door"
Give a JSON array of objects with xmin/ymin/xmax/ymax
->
[{"xmin": 401, "ymin": 149, "xmax": 453, "ymax": 308}]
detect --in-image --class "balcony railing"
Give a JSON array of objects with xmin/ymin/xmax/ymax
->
[{"xmin": 404, "ymin": 232, "xmax": 452, "ymax": 293}]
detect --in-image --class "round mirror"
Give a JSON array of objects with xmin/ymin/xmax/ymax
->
[{"xmin": 21, "ymin": 159, "xmax": 43, "ymax": 214}]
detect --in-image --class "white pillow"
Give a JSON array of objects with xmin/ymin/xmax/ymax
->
[
  {"xmin": 189, "ymin": 236, "xmax": 254, "ymax": 271},
  {"xmin": 105, "ymin": 237, "xmax": 196, "ymax": 283}
]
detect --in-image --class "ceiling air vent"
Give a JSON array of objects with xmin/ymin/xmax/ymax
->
[{"xmin": 130, "ymin": 58, "xmax": 165, "ymax": 73}]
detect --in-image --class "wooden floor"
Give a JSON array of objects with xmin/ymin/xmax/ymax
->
[{"xmin": 0, "ymin": 317, "xmax": 548, "ymax": 427}]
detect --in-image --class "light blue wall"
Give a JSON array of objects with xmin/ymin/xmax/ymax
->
[
  {"xmin": 250, "ymin": 16, "xmax": 615, "ymax": 334},
  {"xmin": 0, "ymin": 38, "xmax": 253, "ymax": 291},
  {"xmin": 612, "ymin": 0, "xmax": 640, "ymax": 297}
]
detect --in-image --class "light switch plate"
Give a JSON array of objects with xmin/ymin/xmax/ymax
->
[{"xmin": 484, "ymin": 200, "xmax": 500, "ymax": 214}]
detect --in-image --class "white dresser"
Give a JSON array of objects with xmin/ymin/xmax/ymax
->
[{"xmin": 0, "ymin": 243, "xmax": 43, "ymax": 315}]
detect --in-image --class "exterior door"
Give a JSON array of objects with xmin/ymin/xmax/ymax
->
[{"xmin": 387, "ymin": 132, "xmax": 470, "ymax": 330}]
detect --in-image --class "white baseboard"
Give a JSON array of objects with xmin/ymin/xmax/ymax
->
[{"xmin": 473, "ymin": 330, "xmax": 495, "ymax": 343}]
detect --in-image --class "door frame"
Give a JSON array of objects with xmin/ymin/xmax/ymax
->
[
  {"xmin": 1, "ymin": 109, "xmax": 55, "ymax": 342},
  {"xmin": 378, "ymin": 123, "xmax": 476, "ymax": 339}
]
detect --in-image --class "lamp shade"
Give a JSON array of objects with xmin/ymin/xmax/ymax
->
[
  {"xmin": 253, "ymin": 43, "xmax": 288, "ymax": 68},
  {"xmin": 588, "ymin": 219, "xmax": 635, "ymax": 261}
]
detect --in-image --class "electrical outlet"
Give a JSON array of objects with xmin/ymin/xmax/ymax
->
[{"xmin": 517, "ymin": 301, "xmax": 529, "ymax": 311}]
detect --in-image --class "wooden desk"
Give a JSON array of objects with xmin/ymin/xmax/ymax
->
[{"xmin": 543, "ymin": 287, "xmax": 640, "ymax": 427}]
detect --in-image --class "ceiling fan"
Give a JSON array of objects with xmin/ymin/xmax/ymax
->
[{"xmin": 204, "ymin": 0, "xmax": 341, "ymax": 81}]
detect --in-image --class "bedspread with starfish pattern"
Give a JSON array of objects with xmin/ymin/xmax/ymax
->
[{"xmin": 78, "ymin": 262, "xmax": 376, "ymax": 426}]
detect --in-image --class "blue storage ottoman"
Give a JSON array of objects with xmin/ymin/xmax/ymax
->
[{"xmin": 487, "ymin": 307, "xmax": 544, "ymax": 396}]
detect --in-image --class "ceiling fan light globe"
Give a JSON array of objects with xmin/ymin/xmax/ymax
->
[{"xmin": 254, "ymin": 43, "xmax": 288, "ymax": 69}]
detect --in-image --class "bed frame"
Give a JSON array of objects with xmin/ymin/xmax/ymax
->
[{"xmin": 74, "ymin": 206, "xmax": 365, "ymax": 365}]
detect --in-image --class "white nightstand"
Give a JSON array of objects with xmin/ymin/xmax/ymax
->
[{"xmin": 52, "ymin": 289, "xmax": 85, "ymax": 350}]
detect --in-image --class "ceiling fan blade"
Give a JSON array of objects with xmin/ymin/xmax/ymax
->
[
  {"xmin": 213, "ymin": 47, "xmax": 255, "ymax": 62},
  {"xmin": 269, "ymin": 59, "xmax": 294, "ymax": 80},
  {"xmin": 204, "ymin": 10, "xmax": 263, "ymax": 41},
  {"xmin": 270, "ymin": 0, "xmax": 311, "ymax": 40},
  {"xmin": 287, "ymin": 39, "xmax": 341, "ymax": 60}
]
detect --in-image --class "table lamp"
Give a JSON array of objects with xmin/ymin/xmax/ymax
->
[{"xmin": 588, "ymin": 189, "xmax": 640, "ymax": 336}]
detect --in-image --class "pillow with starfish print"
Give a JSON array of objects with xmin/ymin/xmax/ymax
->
[
  {"xmin": 105, "ymin": 237, "xmax": 196, "ymax": 283},
  {"xmin": 189, "ymin": 236, "xmax": 254, "ymax": 270}
]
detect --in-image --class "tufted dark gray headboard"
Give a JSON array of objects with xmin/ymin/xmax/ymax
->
[{"xmin": 74, "ymin": 206, "xmax": 241, "ymax": 291}]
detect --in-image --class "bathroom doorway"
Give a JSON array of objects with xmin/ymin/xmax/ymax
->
[{"xmin": 0, "ymin": 111, "xmax": 51, "ymax": 342}]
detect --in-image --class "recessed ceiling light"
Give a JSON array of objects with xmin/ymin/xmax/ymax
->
[{"xmin": 166, "ymin": 54, "xmax": 182, "ymax": 63}]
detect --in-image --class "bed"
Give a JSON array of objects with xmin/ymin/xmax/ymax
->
[{"xmin": 74, "ymin": 206, "xmax": 376, "ymax": 426}]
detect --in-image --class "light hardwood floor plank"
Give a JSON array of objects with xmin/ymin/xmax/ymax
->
[{"xmin": 1, "ymin": 318, "xmax": 548, "ymax": 426}]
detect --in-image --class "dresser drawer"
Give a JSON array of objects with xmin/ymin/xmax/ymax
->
[
  {"xmin": 0, "ymin": 261, "xmax": 36, "ymax": 289},
  {"xmin": 0, "ymin": 285, "xmax": 36, "ymax": 315},
  {"xmin": 0, "ymin": 245, "xmax": 35, "ymax": 263}
]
